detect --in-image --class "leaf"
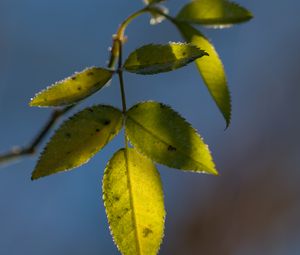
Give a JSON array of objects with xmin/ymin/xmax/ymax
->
[
  {"xmin": 30, "ymin": 67, "xmax": 113, "ymax": 107},
  {"xmin": 124, "ymin": 42, "xmax": 208, "ymax": 75},
  {"xmin": 31, "ymin": 105, "xmax": 123, "ymax": 180},
  {"xmin": 103, "ymin": 148, "xmax": 165, "ymax": 255},
  {"xmin": 125, "ymin": 101, "xmax": 217, "ymax": 174},
  {"xmin": 176, "ymin": 0, "xmax": 253, "ymax": 27},
  {"xmin": 175, "ymin": 22, "xmax": 231, "ymax": 126}
]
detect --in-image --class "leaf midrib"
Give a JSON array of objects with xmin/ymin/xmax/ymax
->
[
  {"xmin": 123, "ymin": 149, "xmax": 143, "ymax": 255},
  {"xmin": 127, "ymin": 115, "xmax": 214, "ymax": 172}
]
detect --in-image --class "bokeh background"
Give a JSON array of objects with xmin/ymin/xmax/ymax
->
[{"xmin": 1, "ymin": 0, "xmax": 300, "ymax": 254}]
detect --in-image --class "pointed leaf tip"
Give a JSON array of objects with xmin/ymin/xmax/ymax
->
[
  {"xmin": 126, "ymin": 101, "xmax": 218, "ymax": 175},
  {"xmin": 124, "ymin": 42, "xmax": 208, "ymax": 75},
  {"xmin": 30, "ymin": 67, "xmax": 113, "ymax": 107},
  {"xmin": 31, "ymin": 105, "xmax": 123, "ymax": 180},
  {"xmin": 103, "ymin": 148, "xmax": 165, "ymax": 254},
  {"xmin": 175, "ymin": 22, "xmax": 231, "ymax": 127}
]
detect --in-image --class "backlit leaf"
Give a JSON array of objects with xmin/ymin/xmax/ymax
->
[
  {"xmin": 31, "ymin": 105, "xmax": 123, "ymax": 180},
  {"xmin": 124, "ymin": 43, "xmax": 208, "ymax": 75},
  {"xmin": 175, "ymin": 22, "xmax": 231, "ymax": 126},
  {"xmin": 176, "ymin": 0, "xmax": 253, "ymax": 27},
  {"xmin": 30, "ymin": 67, "xmax": 113, "ymax": 107},
  {"xmin": 126, "ymin": 101, "xmax": 217, "ymax": 174},
  {"xmin": 103, "ymin": 148, "xmax": 165, "ymax": 255}
]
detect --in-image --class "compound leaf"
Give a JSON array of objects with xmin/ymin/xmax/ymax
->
[
  {"xmin": 176, "ymin": 0, "xmax": 253, "ymax": 27},
  {"xmin": 31, "ymin": 105, "xmax": 123, "ymax": 180},
  {"xmin": 126, "ymin": 101, "xmax": 217, "ymax": 174},
  {"xmin": 175, "ymin": 22, "xmax": 231, "ymax": 126},
  {"xmin": 30, "ymin": 67, "xmax": 113, "ymax": 107},
  {"xmin": 103, "ymin": 148, "xmax": 165, "ymax": 255},
  {"xmin": 124, "ymin": 43, "xmax": 208, "ymax": 75}
]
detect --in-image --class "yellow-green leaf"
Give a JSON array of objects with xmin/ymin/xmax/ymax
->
[
  {"xmin": 176, "ymin": 0, "xmax": 253, "ymax": 27},
  {"xmin": 124, "ymin": 43, "xmax": 208, "ymax": 75},
  {"xmin": 31, "ymin": 105, "xmax": 123, "ymax": 180},
  {"xmin": 30, "ymin": 67, "xmax": 113, "ymax": 107},
  {"xmin": 126, "ymin": 101, "xmax": 217, "ymax": 174},
  {"xmin": 103, "ymin": 148, "xmax": 165, "ymax": 255},
  {"xmin": 175, "ymin": 22, "xmax": 231, "ymax": 126}
]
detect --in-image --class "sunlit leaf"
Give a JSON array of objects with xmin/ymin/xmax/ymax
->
[
  {"xmin": 175, "ymin": 22, "xmax": 231, "ymax": 126},
  {"xmin": 126, "ymin": 101, "xmax": 217, "ymax": 174},
  {"xmin": 30, "ymin": 67, "xmax": 113, "ymax": 107},
  {"xmin": 103, "ymin": 148, "xmax": 165, "ymax": 255},
  {"xmin": 31, "ymin": 105, "xmax": 123, "ymax": 180},
  {"xmin": 176, "ymin": 0, "xmax": 253, "ymax": 27},
  {"xmin": 124, "ymin": 43, "xmax": 208, "ymax": 75}
]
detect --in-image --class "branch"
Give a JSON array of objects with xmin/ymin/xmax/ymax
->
[{"xmin": 0, "ymin": 106, "xmax": 73, "ymax": 165}]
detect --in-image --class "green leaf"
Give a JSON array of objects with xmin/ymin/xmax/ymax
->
[
  {"xmin": 103, "ymin": 148, "xmax": 165, "ymax": 255},
  {"xmin": 126, "ymin": 101, "xmax": 217, "ymax": 174},
  {"xmin": 124, "ymin": 42, "xmax": 208, "ymax": 75},
  {"xmin": 31, "ymin": 105, "xmax": 123, "ymax": 180},
  {"xmin": 30, "ymin": 67, "xmax": 113, "ymax": 107},
  {"xmin": 176, "ymin": 0, "xmax": 253, "ymax": 27},
  {"xmin": 175, "ymin": 22, "xmax": 231, "ymax": 126}
]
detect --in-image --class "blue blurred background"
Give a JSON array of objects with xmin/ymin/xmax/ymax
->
[{"xmin": 1, "ymin": 0, "xmax": 300, "ymax": 254}]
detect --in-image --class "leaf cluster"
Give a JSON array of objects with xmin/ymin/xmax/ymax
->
[{"xmin": 28, "ymin": 0, "xmax": 252, "ymax": 254}]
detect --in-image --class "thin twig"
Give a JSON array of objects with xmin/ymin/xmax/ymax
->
[{"xmin": 0, "ymin": 106, "xmax": 73, "ymax": 165}]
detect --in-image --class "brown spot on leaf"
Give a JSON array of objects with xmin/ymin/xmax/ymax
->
[
  {"xmin": 113, "ymin": 195, "xmax": 120, "ymax": 201},
  {"xmin": 103, "ymin": 120, "xmax": 111, "ymax": 125},
  {"xmin": 168, "ymin": 145, "xmax": 176, "ymax": 151},
  {"xmin": 143, "ymin": 227, "xmax": 153, "ymax": 237}
]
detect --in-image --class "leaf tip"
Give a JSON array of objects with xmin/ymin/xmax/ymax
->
[
  {"xmin": 31, "ymin": 171, "xmax": 39, "ymax": 180},
  {"xmin": 211, "ymin": 168, "xmax": 219, "ymax": 176},
  {"xmin": 29, "ymin": 98, "xmax": 36, "ymax": 107}
]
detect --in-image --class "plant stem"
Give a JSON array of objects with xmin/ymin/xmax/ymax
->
[
  {"xmin": 0, "ymin": 106, "xmax": 73, "ymax": 165},
  {"xmin": 117, "ymin": 41, "xmax": 127, "ymax": 114},
  {"xmin": 116, "ymin": 39, "xmax": 129, "ymax": 148},
  {"xmin": 108, "ymin": 7, "xmax": 148, "ymax": 70}
]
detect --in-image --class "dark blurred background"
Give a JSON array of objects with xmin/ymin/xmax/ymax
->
[{"xmin": 0, "ymin": 0, "xmax": 299, "ymax": 254}]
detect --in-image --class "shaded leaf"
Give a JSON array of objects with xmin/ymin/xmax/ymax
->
[
  {"xmin": 31, "ymin": 105, "xmax": 123, "ymax": 180},
  {"xmin": 126, "ymin": 101, "xmax": 217, "ymax": 174},
  {"xmin": 103, "ymin": 148, "xmax": 165, "ymax": 255},
  {"xmin": 30, "ymin": 67, "xmax": 113, "ymax": 107},
  {"xmin": 176, "ymin": 0, "xmax": 253, "ymax": 27},
  {"xmin": 175, "ymin": 22, "xmax": 231, "ymax": 126},
  {"xmin": 124, "ymin": 42, "xmax": 208, "ymax": 75}
]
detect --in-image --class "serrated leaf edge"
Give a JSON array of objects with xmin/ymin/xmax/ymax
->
[
  {"xmin": 29, "ymin": 66, "xmax": 114, "ymax": 107},
  {"xmin": 126, "ymin": 100, "xmax": 218, "ymax": 175},
  {"xmin": 31, "ymin": 105, "xmax": 123, "ymax": 180}
]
